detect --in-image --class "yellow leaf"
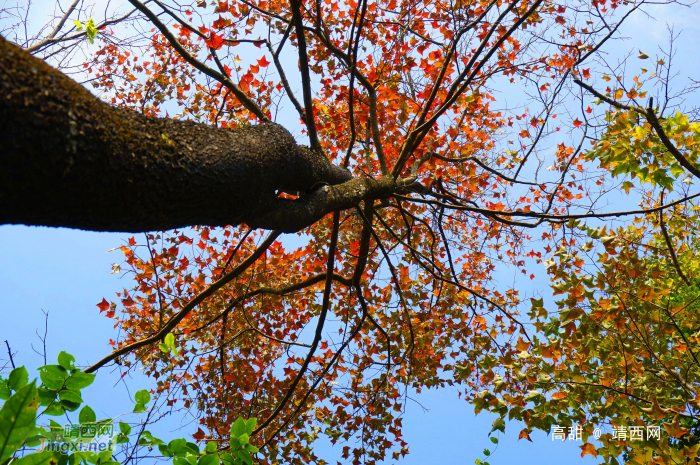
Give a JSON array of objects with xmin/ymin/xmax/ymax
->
[{"xmin": 621, "ymin": 181, "xmax": 635, "ymax": 194}]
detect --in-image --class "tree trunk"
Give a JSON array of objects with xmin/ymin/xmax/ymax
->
[{"xmin": 0, "ymin": 35, "xmax": 392, "ymax": 233}]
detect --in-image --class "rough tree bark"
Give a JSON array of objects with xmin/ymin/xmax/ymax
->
[{"xmin": 0, "ymin": 35, "xmax": 409, "ymax": 233}]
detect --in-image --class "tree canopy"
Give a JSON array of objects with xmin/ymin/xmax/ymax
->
[{"xmin": 2, "ymin": 0, "xmax": 700, "ymax": 462}]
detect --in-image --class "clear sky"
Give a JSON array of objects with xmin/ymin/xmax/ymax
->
[{"xmin": 2, "ymin": 0, "xmax": 700, "ymax": 463}]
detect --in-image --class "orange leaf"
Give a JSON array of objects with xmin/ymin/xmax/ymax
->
[
  {"xmin": 515, "ymin": 336, "xmax": 530, "ymax": 352},
  {"xmin": 580, "ymin": 443, "xmax": 597, "ymax": 457},
  {"xmin": 518, "ymin": 429, "xmax": 533, "ymax": 442},
  {"xmin": 258, "ymin": 56, "xmax": 270, "ymax": 67},
  {"xmin": 551, "ymin": 392, "xmax": 567, "ymax": 400}
]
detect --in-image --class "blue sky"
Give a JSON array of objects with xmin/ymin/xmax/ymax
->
[
  {"xmin": 2, "ymin": 0, "xmax": 700, "ymax": 463},
  {"xmin": 0, "ymin": 225, "xmax": 596, "ymax": 464}
]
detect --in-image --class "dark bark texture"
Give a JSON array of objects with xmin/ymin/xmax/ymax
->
[{"xmin": 0, "ymin": 35, "xmax": 365, "ymax": 233}]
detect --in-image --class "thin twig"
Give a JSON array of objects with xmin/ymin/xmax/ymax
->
[{"xmin": 5, "ymin": 341, "xmax": 15, "ymax": 369}]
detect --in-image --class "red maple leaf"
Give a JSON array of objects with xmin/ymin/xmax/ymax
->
[
  {"xmin": 206, "ymin": 32, "xmax": 224, "ymax": 50},
  {"xmin": 212, "ymin": 15, "xmax": 227, "ymax": 29},
  {"xmin": 582, "ymin": 68, "xmax": 591, "ymax": 79},
  {"xmin": 258, "ymin": 56, "xmax": 270, "ymax": 67},
  {"xmin": 192, "ymin": 428, "xmax": 206, "ymax": 441},
  {"xmin": 97, "ymin": 298, "xmax": 110, "ymax": 312},
  {"xmin": 214, "ymin": 0, "xmax": 228, "ymax": 12},
  {"xmin": 573, "ymin": 118, "xmax": 583, "ymax": 128}
]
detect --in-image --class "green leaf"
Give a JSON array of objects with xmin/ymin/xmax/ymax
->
[
  {"xmin": 205, "ymin": 441, "xmax": 217, "ymax": 454},
  {"xmin": 119, "ymin": 422, "xmax": 131, "ymax": 435},
  {"xmin": 134, "ymin": 389, "xmax": 151, "ymax": 405},
  {"xmin": 73, "ymin": 20, "xmax": 83, "ymax": 30},
  {"xmin": 169, "ymin": 438, "xmax": 186, "ymax": 453},
  {"xmin": 237, "ymin": 433, "xmax": 249, "ymax": 445},
  {"xmin": 483, "ymin": 449, "xmax": 491, "ymax": 456},
  {"xmin": 183, "ymin": 442, "xmax": 200, "ymax": 454},
  {"xmin": 138, "ymin": 430, "xmax": 164, "ymax": 446},
  {"xmin": 41, "ymin": 403, "xmax": 65, "ymax": 416},
  {"xmin": 244, "ymin": 418, "xmax": 256, "ymax": 435},
  {"xmin": 8, "ymin": 367, "xmax": 29, "ymax": 391},
  {"xmin": 0, "ymin": 382, "xmax": 39, "ymax": 463},
  {"xmin": 85, "ymin": 451, "xmax": 100, "ymax": 464},
  {"xmin": 58, "ymin": 389, "xmax": 83, "ymax": 404},
  {"xmin": 79, "ymin": 405, "xmax": 96, "ymax": 424},
  {"xmin": 64, "ymin": 372, "xmax": 95, "ymax": 390},
  {"xmin": 238, "ymin": 449, "xmax": 252, "ymax": 465},
  {"xmin": 24, "ymin": 434, "xmax": 43, "ymax": 447},
  {"xmin": 39, "ymin": 366, "xmax": 68, "ymax": 391},
  {"xmin": 475, "ymin": 460, "xmax": 482, "ymax": 465},
  {"xmin": 220, "ymin": 453, "xmax": 236, "ymax": 465},
  {"xmin": 158, "ymin": 343, "xmax": 169, "ymax": 353},
  {"xmin": 159, "ymin": 444, "xmax": 173, "ymax": 457},
  {"xmin": 245, "ymin": 444, "xmax": 258, "ymax": 453},
  {"xmin": 132, "ymin": 403, "xmax": 146, "ymax": 413},
  {"xmin": 489, "ymin": 417, "xmax": 506, "ymax": 435},
  {"xmin": 164, "ymin": 333, "xmax": 175, "ymax": 348},
  {"xmin": 198, "ymin": 454, "xmax": 220, "ymax": 465},
  {"xmin": 97, "ymin": 448, "xmax": 113, "ymax": 463},
  {"xmin": 57, "ymin": 352, "xmax": 76, "ymax": 370},
  {"xmin": 60, "ymin": 399, "xmax": 80, "ymax": 412},
  {"xmin": 37, "ymin": 388, "xmax": 57, "ymax": 406},
  {"xmin": 14, "ymin": 451, "xmax": 63, "ymax": 465},
  {"xmin": 490, "ymin": 436, "xmax": 498, "ymax": 444},
  {"xmin": 231, "ymin": 418, "xmax": 246, "ymax": 438},
  {"xmin": 0, "ymin": 380, "xmax": 10, "ymax": 400}
]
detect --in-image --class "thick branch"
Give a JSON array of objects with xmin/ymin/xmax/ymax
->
[{"xmin": 0, "ymin": 36, "xmax": 352, "ymax": 232}]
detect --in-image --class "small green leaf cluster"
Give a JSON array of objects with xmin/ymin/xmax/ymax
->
[
  {"xmin": 35, "ymin": 351, "xmax": 95, "ymax": 417},
  {"xmin": 0, "ymin": 352, "xmax": 115, "ymax": 465},
  {"xmin": 474, "ymin": 436, "xmax": 498, "ymax": 465},
  {"xmin": 222, "ymin": 417, "xmax": 259, "ymax": 465},
  {"xmin": 73, "ymin": 18, "xmax": 98, "ymax": 44},
  {"xmin": 159, "ymin": 332, "xmax": 180, "ymax": 358},
  {"xmin": 1, "ymin": 352, "xmax": 260, "ymax": 465},
  {"xmin": 132, "ymin": 389, "xmax": 151, "ymax": 413}
]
